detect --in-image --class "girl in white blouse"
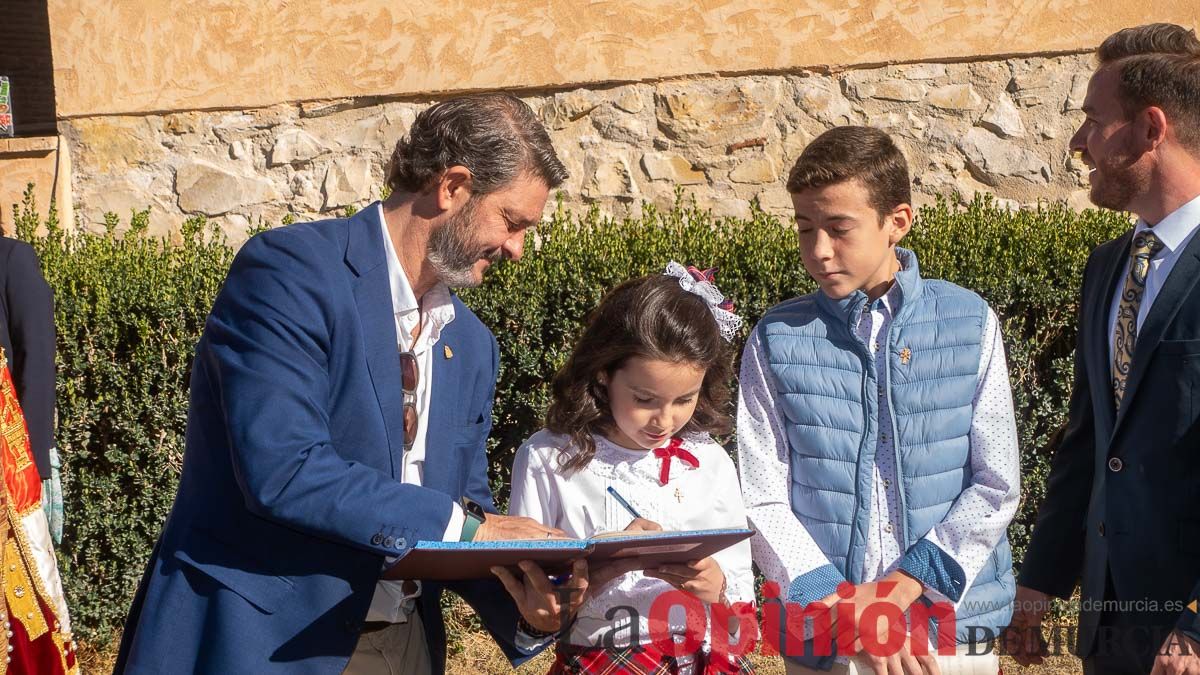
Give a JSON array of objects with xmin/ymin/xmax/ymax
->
[{"xmin": 509, "ymin": 264, "xmax": 757, "ymax": 674}]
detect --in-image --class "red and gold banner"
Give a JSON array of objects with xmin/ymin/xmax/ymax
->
[{"xmin": 0, "ymin": 349, "xmax": 77, "ymax": 675}]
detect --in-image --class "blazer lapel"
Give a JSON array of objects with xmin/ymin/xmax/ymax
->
[
  {"xmin": 421, "ymin": 314, "xmax": 465, "ymax": 495},
  {"xmin": 1089, "ymin": 230, "xmax": 1131, "ymax": 438},
  {"xmin": 1115, "ymin": 224, "xmax": 1200, "ymax": 431},
  {"xmin": 346, "ymin": 204, "xmax": 405, "ymax": 477}
]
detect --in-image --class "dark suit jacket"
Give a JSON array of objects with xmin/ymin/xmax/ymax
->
[
  {"xmin": 0, "ymin": 237, "xmax": 55, "ymax": 478},
  {"xmin": 1020, "ymin": 225, "xmax": 1200, "ymax": 657},
  {"xmin": 115, "ymin": 206, "xmax": 535, "ymax": 674}
]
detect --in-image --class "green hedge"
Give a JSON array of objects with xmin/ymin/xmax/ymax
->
[{"xmin": 10, "ymin": 185, "xmax": 1129, "ymax": 645}]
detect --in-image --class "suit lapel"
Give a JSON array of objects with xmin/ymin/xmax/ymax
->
[
  {"xmin": 1089, "ymin": 230, "xmax": 1131, "ymax": 438},
  {"xmin": 422, "ymin": 310, "xmax": 464, "ymax": 495},
  {"xmin": 346, "ymin": 204, "xmax": 405, "ymax": 477},
  {"xmin": 1115, "ymin": 223, "xmax": 1200, "ymax": 431}
]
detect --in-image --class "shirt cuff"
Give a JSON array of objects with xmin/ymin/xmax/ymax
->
[
  {"xmin": 787, "ymin": 563, "xmax": 846, "ymax": 606},
  {"xmin": 443, "ymin": 502, "xmax": 465, "ymax": 541},
  {"xmin": 899, "ymin": 539, "xmax": 967, "ymax": 603},
  {"xmin": 514, "ymin": 625, "xmax": 556, "ymax": 652}
]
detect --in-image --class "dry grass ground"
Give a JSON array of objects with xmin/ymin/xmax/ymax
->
[
  {"xmin": 444, "ymin": 631, "xmax": 1082, "ymax": 674},
  {"xmin": 80, "ymin": 630, "xmax": 1082, "ymax": 674},
  {"xmin": 80, "ymin": 601, "xmax": 1084, "ymax": 675}
]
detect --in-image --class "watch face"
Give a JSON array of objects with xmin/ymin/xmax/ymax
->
[{"xmin": 462, "ymin": 497, "xmax": 486, "ymax": 520}]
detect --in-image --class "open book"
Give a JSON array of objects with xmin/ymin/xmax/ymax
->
[{"xmin": 382, "ymin": 527, "xmax": 754, "ymax": 581}]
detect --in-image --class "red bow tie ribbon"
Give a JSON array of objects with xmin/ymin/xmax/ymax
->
[{"xmin": 653, "ymin": 437, "xmax": 699, "ymax": 485}]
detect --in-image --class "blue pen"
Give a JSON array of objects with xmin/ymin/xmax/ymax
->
[{"xmin": 606, "ymin": 486, "xmax": 643, "ymax": 521}]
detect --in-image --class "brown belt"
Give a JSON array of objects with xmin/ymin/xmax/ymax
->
[{"xmin": 359, "ymin": 621, "xmax": 396, "ymax": 634}]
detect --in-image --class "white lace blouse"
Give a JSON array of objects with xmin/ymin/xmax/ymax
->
[{"xmin": 509, "ymin": 429, "xmax": 755, "ymax": 652}]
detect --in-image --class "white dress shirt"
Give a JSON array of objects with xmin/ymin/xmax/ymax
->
[
  {"xmin": 737, "ymin": 276, "xmax": 1021, "ymax": 612},
  {"xmin": 1107, "ymin": 193, "xmax": 1200, "ymax": 365},
  {"xmin": 367, "ymin": 203, "xmax": 465, "ymax": 623},
  {"xmin": 510, "ymin": 430, "xmax": 755, "ymax": 667}
]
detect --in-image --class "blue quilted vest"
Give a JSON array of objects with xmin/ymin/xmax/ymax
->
[{"xmin": 758, "ymin": 248, "xmax": 1014, "ymax": 646}]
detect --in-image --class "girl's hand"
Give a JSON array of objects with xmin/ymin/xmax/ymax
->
[
  {"xmin": 624, "ymin": 517, "xmax": 663, "ymax": 532},
  {"xmin": 644, "ymin": 556, "xmax": 727, "ymax": 605},
  {"xmin": 586, "ymin": 558, "xmax": 646, "ymax": 599}
]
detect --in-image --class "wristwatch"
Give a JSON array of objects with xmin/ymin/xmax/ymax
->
[{"xmin": 459, "ymin": 497, "xmax": 487, "ymax": 542}]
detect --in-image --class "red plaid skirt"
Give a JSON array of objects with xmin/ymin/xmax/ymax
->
[{"xmin": 547, "ymin": 643, "xmax": 755, "ymax": 675}]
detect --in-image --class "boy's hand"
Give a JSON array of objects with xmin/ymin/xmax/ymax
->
[
  {"xmin": 860, "ymin": 636, "xmax": 942, "ymax": 675},
  {"xmin": 818, "ymin": 572, "xmax": 926, "ymax": 659},
  {"xmin": 645, "ymin": 556, "xmax": 727, "ymax": 605}
]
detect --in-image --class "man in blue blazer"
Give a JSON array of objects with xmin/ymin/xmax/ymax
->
[
  {"xmin": 115, "ymin": 94, "xmax": 591, "ymax": 674},
  {"xmin": 1009, "ymin": 24, "xmax": 1200, "ymax": 674}
]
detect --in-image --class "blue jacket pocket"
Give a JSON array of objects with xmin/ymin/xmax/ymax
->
[{"xmin": 172, "ymin": 531, "xmax": 295, "ymax": 615}]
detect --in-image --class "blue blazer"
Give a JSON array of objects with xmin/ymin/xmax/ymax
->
[
  {"xmin": 1020, "ymin": 226, "xmax": 1200, "ymax": 662},
  {"xmin": 115, "ymin": 206, "xmax": 533, "ymax": 673},
  {"xmin": 0, "ymin": 237, "xmax": 55, "ymax": 478}
]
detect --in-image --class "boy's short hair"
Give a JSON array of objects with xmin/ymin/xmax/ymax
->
[{"xmin": 786, "ymin": 126, "xmax": 911, "ymax": 216}]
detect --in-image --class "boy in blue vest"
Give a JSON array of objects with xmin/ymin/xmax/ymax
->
[{"xmin": 738, "ymin": 126, "xmax": 1020, "ymax": 674}]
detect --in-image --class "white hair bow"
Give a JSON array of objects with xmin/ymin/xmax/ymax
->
[{"xmin": 663, "ymin": 261, "xmax": 744, "ymax": 341}]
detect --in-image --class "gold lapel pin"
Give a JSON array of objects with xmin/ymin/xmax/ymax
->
[
  {"xmin": 899, "ymin": 347, "xmax": 912, "ymax": 365},
  {"xmin": 444, "ymin": 345, "xmax": 454, "ymax": 359}
]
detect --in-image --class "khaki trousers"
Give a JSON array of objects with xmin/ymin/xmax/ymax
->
[
  {"xmin": 343, "ymin": 613, "xmax": 433, "ymax": 675},
  {"xmin": 783, "ymin": 644, "xmax": 999, "ymax": 675}
]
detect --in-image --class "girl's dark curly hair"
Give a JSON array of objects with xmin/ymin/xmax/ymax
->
[{"xmin": 546, "ymin": 273, "xmax": 733, "ymax": 473}]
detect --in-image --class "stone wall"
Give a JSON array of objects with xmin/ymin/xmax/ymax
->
[{"xmin": 63, "ymin": 52, "xmax": 1096, "ymax": 239}]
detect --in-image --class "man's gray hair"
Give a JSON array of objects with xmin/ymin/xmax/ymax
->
[{"xmin": 386, "ymin": 93, "xmax": 568, "ymax": 196}]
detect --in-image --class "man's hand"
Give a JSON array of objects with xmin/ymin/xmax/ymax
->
[
  {"xmin": 1006, "ymin": 585, "xmax": 1052, "ymax": 667},
  {"xmin": 492, "ymin": 559, "xmax": 589, "ymax": 633},
  {"xmin": 644, "ymin": 556, "xmax": 728, "ymax": 605},
  {"xmin": 475, "ymin": 513, "xmax": 566, "ymax": 541},
  {"xmin": 1150, "ymin": 630, "xmax": 1200, "ymax": 675}
]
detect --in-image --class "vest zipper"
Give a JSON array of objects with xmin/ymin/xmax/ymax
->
[
  {"xmin": 884, "ymin": 311, "xmax": 909, "ymax": 547},
  {"xmin": 846, "ymin": 295, "xmax": 871, "ymax": 582}
]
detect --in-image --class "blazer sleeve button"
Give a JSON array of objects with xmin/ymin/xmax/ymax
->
[
  {"xmin": 395, "ymin": 538, "xmax": 407, "ymax": 550},
  {"xmin": 383, "ymin": 536, "xmax": 395, "ymax": 548},
  {"xmin": 371, "ymin": 533, "xmax": 384, "ymax": 546}
]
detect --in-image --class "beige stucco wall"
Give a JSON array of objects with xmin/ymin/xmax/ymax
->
[
  {"xmin": 0, "ymin": 137, "xmax": 73, "ymax": 235},
  {"xmin": 48, "ymin": 0, "xmax": 1198, "ymax": 119}
]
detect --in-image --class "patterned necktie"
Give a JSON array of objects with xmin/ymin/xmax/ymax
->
[{"xmin": 1112, "ymin": 230, "xmax": 1165, "ymax": 407}]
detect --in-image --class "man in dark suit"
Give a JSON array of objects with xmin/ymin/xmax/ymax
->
[
  {"xmin": 115, "ymin": 94, "xmax": 592, "ymax": 674},
  {"xmin": 1009, "ymin": 24, "xmax": 1200, "ymax": 675},
  {"xmin": 0, "ymin": 235, "xmax": 55, "ymax": 482}
]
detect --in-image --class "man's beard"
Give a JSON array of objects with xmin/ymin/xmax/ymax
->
[
  {"xmin": 1089, "ymin": 144, "xmax": 1147, "ymax": 213},
  {"xmin": 427, "ymin": 199, "xmax": 498, "ymax": 289}
]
